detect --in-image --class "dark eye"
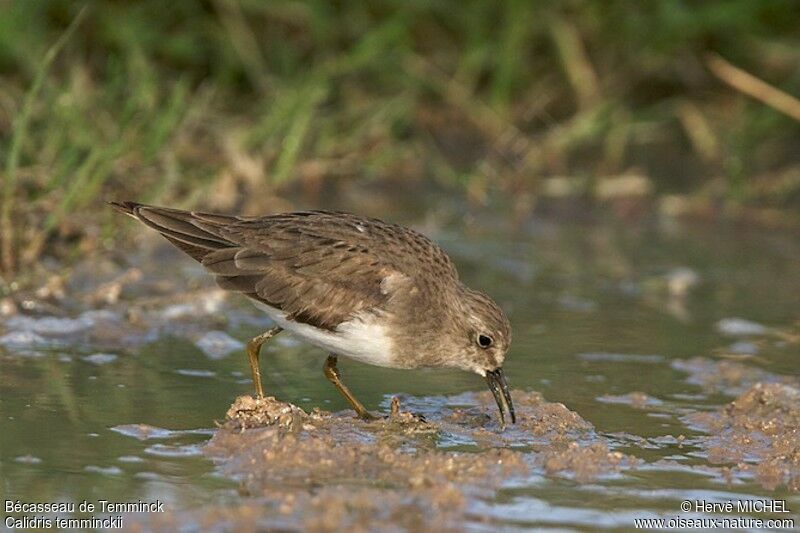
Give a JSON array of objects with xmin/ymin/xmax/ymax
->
[{"xmin": 477, "ymin": 334, "xmax": 493, "ymax": 348}]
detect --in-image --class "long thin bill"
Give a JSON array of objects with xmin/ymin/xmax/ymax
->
[{"xmin": 486, "ymin": 368, "xmax": 516, "ymax": 430}]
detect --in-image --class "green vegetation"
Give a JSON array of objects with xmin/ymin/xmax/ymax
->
[{"xmin": 1, "ymin": 1, "xmax": 799, "ymax": 279}]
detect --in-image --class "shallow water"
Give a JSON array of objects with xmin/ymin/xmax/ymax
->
[{"xmin": 1, "ymin": 201, "xmax": 799, "ymax": 530}]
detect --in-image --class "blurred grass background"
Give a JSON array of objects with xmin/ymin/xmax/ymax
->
[{"xmin": 1, "ymin": 0, "xmax": 800, "ymax": 281}]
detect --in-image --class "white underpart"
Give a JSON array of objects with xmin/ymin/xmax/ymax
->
[{"xmin": 252, "ymin": 301, "xmax": 396, "ymax": 368}]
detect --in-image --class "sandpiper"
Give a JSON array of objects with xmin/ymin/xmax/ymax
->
[{"xmin": 110, "ymin": 202, "xmax": 515, "ymax": 428}]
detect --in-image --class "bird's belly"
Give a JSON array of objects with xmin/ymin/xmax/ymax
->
[{"xmin": 252, "ymin": 302, "xmax": 398, "ymax": 368}]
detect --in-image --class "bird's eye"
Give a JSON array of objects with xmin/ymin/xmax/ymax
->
[{"xmin": 477, "ymin": 334, "xmax": 493, "ymax": 348}]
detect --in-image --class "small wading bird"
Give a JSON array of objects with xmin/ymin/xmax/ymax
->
[{"xmin": 111, "ymin": 202, "xmax": 515, "ymax": 428}]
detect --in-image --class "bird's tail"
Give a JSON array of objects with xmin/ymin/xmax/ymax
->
[{"xmin": 109, "ymin": 201, "xmax": 237, "ymax": 261}]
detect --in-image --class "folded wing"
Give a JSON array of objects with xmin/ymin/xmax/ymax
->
[{"xmin": 111, "ymin": 202, "xmax": 406, "ymax": 330}]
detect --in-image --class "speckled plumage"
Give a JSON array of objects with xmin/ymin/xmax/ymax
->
[{"xmin": 111, "ymin": 201, "xmax": 515, "ymax": 426}]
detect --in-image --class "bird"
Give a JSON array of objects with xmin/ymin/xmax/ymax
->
[{"xmin": 110, "ymin": 201, "xmax": 515, "ymax": 428}]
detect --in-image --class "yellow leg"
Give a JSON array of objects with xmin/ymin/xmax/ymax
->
[
  {"xmin": 323, "ymin": 354, "xmax": 376, "ymax": 420},
  {"xmin": 246, "ymin": 327, "xmax": 282, "ymax": 398}
]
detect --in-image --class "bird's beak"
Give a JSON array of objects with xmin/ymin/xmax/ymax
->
[{"xmin": 485, "ymin": 368, "xmax": 516, "ymax": 430}]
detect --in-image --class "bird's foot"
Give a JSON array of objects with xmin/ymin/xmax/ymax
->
[{"xmin": 356, "ymin": 409, "xmax": 379, "ymax": 421}]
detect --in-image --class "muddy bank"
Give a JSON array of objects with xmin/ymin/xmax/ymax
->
[
  {"xmin": 178, "ymin": 392, "xmax": 639, "ymax": 529},
  {"xmin": 686, "ymin": 383, "xmax": 800, "ymax": 491}
]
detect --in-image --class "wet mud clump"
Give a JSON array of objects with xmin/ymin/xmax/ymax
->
[
  {"xmin": 541, "ymin": 442, "xmax": 638, "ymax": 483},
  {"xmin": 223, "ymin": 395, "xmax": 308, "ymax": 431},
  {"xmin": 687, "ymin": 383, "xmax": 800, "ymax": 491},
  {"xmin": 194, "ymin": 390, "xmax": 636, "ymax": 529},
  {"xmin": 521, "ymin": 398, "xmax": 595, "ymax": 436}
]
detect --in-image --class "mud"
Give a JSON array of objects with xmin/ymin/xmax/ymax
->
[
  {"xmin": 540, "ymin": 442, "xmax": 637, "ymax": 483},
  {"xmin": 686, "ymin": 383, "xmax": 800, "ymax": 491},
  {"xmin": 188, "ymin": 391, "xmax": 638, "ymax": 529}
]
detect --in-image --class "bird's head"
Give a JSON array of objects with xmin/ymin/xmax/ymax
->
[{"xmin": 450, "ymin": 287, "xmax": 515, "ymax": 429}]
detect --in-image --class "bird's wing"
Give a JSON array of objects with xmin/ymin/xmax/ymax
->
[{"xmin": 111, "ymin": 202, "xmax": 410, "ymax": 330}]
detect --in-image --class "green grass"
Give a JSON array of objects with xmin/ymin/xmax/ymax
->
[
  {"xmin": 1, "ymin": 1, "xmax": 799, "ymax": 280},
  {"xmin": 1, "ymin": 6, "xmax": 88, "ymax": 276}
]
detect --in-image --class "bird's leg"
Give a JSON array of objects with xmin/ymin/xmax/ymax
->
[
  {"xmin": 323, "ymin": 354, "xmax": 376, "ymax": 420},
  {"xmin": 246, "ymin": 327, "xmax": 283, "ymax": 398}
]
